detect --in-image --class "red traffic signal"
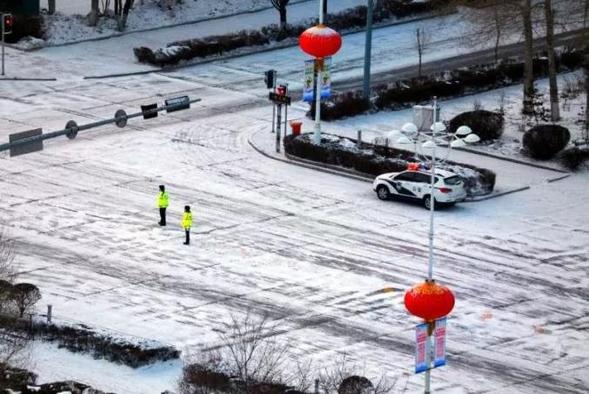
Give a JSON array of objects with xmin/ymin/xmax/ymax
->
[
  {"xmin": 2, "ymin": 14, "xmax": 13, "ymax": 35},
  {"xmin": 275, "ymin": 85, "xmax": 287, "ymax": 96}
]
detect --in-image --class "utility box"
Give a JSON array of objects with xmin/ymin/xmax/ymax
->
[
  {"xmin": 0, "ymin": 0, "xmax": 40, "ymax": 16},
  {"xmin": 413, "ymin": 105, "xmax": 441, "ymax": 132}
]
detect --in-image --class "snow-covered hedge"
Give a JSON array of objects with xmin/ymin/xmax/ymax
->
[
  {"xmin": 0, "ymin": 314, "xmax": 180, "ymax": 368},
  {"xmin": 284, "ymin": 133, "xmax": 496, "ymax": 196},
  {"xmin": 313, "ymin": 48, "xmax": 587, "ymax": 121},
  {"xmin": 134, "ymin": 0, "xmax": 448, "ymax": 66}
]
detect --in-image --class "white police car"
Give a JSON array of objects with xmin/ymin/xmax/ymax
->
[{"xmin": 373, "ymin": 167, "xmax": 467, "ymax": 209}]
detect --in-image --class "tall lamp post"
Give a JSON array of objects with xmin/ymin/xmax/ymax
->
[
  {"xmin": 396, "ymin": 98, "xmax": 480, "ymax": 393},
  {"xmin": 299, "ymin": 0, "xmax": 342, "ymax": 144}
]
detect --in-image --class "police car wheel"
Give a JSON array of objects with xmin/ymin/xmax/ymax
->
[{"xmin": 376, "ymin": 185, "xmax": 390, "ymax": 200}]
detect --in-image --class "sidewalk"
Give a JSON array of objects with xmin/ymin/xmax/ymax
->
[{"xmin": 248, "ymin": 128, "xmax": 569, "ymax": 201}]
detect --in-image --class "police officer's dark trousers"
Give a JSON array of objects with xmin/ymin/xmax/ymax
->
[
  {"xmin": 184, "ymin": 230, "xmax": 190, "ymax": 245},
  {"xmin": 159, "ymin": 208, "xmax": 167, "ymax": 226}
]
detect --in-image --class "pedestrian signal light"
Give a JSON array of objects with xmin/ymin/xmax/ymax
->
[{"xmin": 2, "ymin": 14, "xmax": 13, "ymax": 35}]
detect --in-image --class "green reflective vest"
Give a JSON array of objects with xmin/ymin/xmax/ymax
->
[
  {"xmin": 157, "ymin": 192, "xmax": 169, "ymax": 208},
  {"xmin": 182, "ymin": 212, "xmax": 193, "ymax": 229}
]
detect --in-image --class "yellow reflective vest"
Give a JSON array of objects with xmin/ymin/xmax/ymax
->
[
  {"xmin": 182, "ymin": 212, "xmax": 193, "ymax": 229},
  {"xmin": 157, "ymin": 192, "xmax": 169, "ymax": 208}
]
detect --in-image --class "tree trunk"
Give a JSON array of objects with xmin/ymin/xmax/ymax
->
[
  {"xmin": 279, "ymin": 8, "xmax": 287, "ymax": 29},
  {"xmin": 494, "ymin": 7, "xmax": 501, "ymax": 64},
  {"xmin": 583, "ymin": 55, "xmax": 589, "ymax": 144},
  {"xmin": 416, "ymin": 28, "xmax": 423, "ymax": 78},
  {"xmin": 544, "ymin": 0, "xmax": 560, "ymax": 121},
  {"xmin": 521, "ymin": 0, "xmax": 535, "ymax": 115},
  {"xmin": 120, "ymin": 0, "xmax": 133, "ymax": 29},
  {"xmin": 89, "ymin": 0, "xmax": 99, "ymax": 26}
]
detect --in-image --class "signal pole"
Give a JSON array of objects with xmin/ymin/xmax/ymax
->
[{"xmin": 2, "ymin": 14, "xmax": 13, "ymax": 76}]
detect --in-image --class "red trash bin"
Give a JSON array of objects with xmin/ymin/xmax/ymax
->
[{"xmin": 290, "ymin": 121, "xmax": 302, "ymax": 136}]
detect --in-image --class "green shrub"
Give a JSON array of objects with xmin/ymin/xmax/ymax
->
[
  {"xmin": 448, "ymin": 110, "xmax": 504, "ymax": 142},
  {"xmin": 522, "ymin": 125, "xmax": 570, "ymax": 160}
]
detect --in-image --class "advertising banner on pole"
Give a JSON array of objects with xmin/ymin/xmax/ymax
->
[
  {"xmin": 433, "ymin": 317, "xmax": 447, "ymax": 368},
  {"xmin": 302, "ymin": 57, "xmax": 332, "ymax": 102},
  {"xmin": 415, "ymin": 322, "xmax": 428, "ymax": 373},
  {"xmin": 303, "ymin": 59, "xmax": 314, "ymax": 102},
  {"xmin": 321, "ymin": 57, "xmax": 332, "ymax": 99}
]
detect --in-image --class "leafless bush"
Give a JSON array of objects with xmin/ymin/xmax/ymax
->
[
  {"xmin": 180, "ymin": 313, "xmax": 293, "ymax": 394},
  {"xmin": 317, "ymin": 354, "xmax": 395, "ymax": 394}
]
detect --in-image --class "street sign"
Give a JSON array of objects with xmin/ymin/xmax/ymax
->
[
  {"xmin": 9, "ymin": 128, "xmax": 43, "ymax": 157},
  {"xmin": 269, "ymin": 92, "xmax": 291, "ymax": 105},
  {"xmin": 114, "ymin": 109, "xmax": 128, "ymax": 128},
  {"xmin": 141, "ymin": 103, "xmax": 158, "ymax": 119},
  {"xmin": 165, "ymin": 96, "xmax": 190, "ymax": 113},
  {"xmin": 65, "ymin": 120, "xmax": 79, "ymax": 139},
  {"xmin": 433, "ymin": 317, "xmax": 447, "ymax": 368},
  {"xmin": 415, "ymin": 322, "xmax": 428, "ymax": 374}
]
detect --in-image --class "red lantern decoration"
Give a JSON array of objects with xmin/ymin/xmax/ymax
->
[
  {"xmin": 299, "ymin": 24, "xmax": 342, "ymax": 58},
  {"xmin": 404, "ymin": 280, "xmax": 455, "ymax": 321}
]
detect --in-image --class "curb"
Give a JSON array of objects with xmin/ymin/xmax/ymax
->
[
  {"xmin": 83, "ymin": 11, "xmax": 451, "ymax": 80},
  {"xmin": 17, "ymin": 0, "xmax": 313, "ymax": 52},
  {"xmin": 247, "ymin": 133, "xmax": 373, "ymax": 183},
  {"xmin": 454, "ymin": 146, "xmax": 568, "ymax": 173}
]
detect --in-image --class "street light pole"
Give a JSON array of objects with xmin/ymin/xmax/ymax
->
[{"xmin": 363, "ymin": 0, "xmax": 374, "ymax": 103}]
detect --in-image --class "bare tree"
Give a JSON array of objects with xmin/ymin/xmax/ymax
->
[
  {"xmin": 270, "ymin": 0, "xmax": 290, "ymax": 30},
  {"xmin": 0, "ymin": 228, "xmax": 15, "ymax": 285},
  {"xmin": 543, "ymin": 0, "xmax": 560, "ymax": 120},
  {"xmin": 180, "ymin": 313, "xmax": 291, "ymax": 393},
  {"xmin": 12, "ymin": 284, "xmax": 41, "ymax": 318},
  {"xmin": 415, "ymin": 28, "xmax": 431, "ymax": 78},
  {"xmin": 218, "ymin": 313, "xmax": 289, "ymax": 390},
  {"xmin": 521, "ymin": 0, "xmax": 535, "ymax": 114}
]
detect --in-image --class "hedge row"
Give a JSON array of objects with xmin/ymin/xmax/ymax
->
[
  {"xmin": 559, "ymin": 146, "xmax": 589, "ymax": 170},
  {"xmin": 0, "ymin": 315, "xmax": 180, "ymax": 368},
  {"xmin": 312, "ymin": 48, "xmax": 587, "ymax": 121},
  {"xmin": 134, "ymin": 0, "xmax": 449, "ymax": 66},
  {"xmin": 1, "ymin": 365, "xmax": 111, "ymax": 394},
  {"xmin": 283, "ymin": 133, "xmax": 496, "ymax": 196}
]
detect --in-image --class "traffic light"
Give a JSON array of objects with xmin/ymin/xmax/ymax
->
[
  {"xmin": 275, "ymin": 85, "xmax": 287, "ymax": 96},
  {"xmin": 2, "ymin": 14, "xmax": 13, "ymax": 35},
  {"xmin": 264, "ymin": 69, "xmax": 276, "ymax": 89}
]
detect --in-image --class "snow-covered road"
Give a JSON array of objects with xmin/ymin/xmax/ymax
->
[{"xmin": 1, "ymin": 68, "xmax": 588, "ymax": 393}]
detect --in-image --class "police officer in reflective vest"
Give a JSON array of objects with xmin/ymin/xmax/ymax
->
[
  {"xmin": 182, "ymin": 205, "xmax": 192, "ymax": 245},
  {"xmin": 157, "ymin": 185, "xmax": 169, "ymax": 226}
]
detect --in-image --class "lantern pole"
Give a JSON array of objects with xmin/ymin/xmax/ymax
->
[
  {"xmin": 313, "ymin": 0, "xmax": 326, "ymax": 145},
  {"xmin": 427, "ymin": 96, "xmax": 438, "ymax": 281}
]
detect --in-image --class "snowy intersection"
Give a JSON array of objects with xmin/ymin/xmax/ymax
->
[
  {"xmin": 0, "ymin": 6, "xmax": 588, "ymax": 393},
  {"xmin": 0, "ymin": 66, "xmax": 588, "ymax": 393}
]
